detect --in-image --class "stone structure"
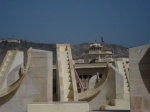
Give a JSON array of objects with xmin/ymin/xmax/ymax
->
[
  {"xmin": 101, "ymin": 63, "xmax": 130, "ymax": 110},
  {"xmin": 0, "ymin": 38, "xmax": 21, "ymax": 43},
  {"xmin": 0, "ymin": 48, "xmax": 53, "ymax": 112},
  {"xmin": 0, "ymin": 43, "xmax": 133, "ymax": 112},
  {"xmin": 129, "ymin": 44, "xmax": 150, "ymax": 112},
  {"xmin": 0, "ymin": 50, "xmax": 23, "ymax": 89},
  {"xmin": 84, "ymin": 43, "xmax": 112, "ymax": 63},
  {"xmin": 56, "ymin": 44, "xmax": 78, "ymax": 101},
  {"xmin": 28, "ymin": 102, "xmax": 89, "ymax": 112}
]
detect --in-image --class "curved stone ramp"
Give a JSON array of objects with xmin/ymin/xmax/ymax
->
[
  {"xmin": 78, "ymin": 63, "xmax": 110, "ymax": 101},
  {"xmin": 0, "ymin": 48, "xmax": 32, "ymax": 101},
  {"xmin": 101, "ymin": 64, "xmax": 130, "ymax": 110},
  {"xmin": 0, "ymin": 50, "xmax": 17, "ymax": 88},
  {"xmin": 56, "ymin": 44, "xmax": 78, "ymax": 101},
  {"xmin": 89, "ymin": 75, "xmax": 97, "ymax": 89}
]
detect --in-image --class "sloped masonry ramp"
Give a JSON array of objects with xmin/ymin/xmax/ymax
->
[
  {"xmin": 56, "ymin": 44, "xmax": 78, "ymax": 101},
  {"xmin": 56, "ymin": 44, "xmax": 110, "ymax": 102},
  {"xmin": 78, "ymin": 63, "xmax": 110, "ymax": 101}
]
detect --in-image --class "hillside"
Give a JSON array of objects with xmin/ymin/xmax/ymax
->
[
  {"xmin": 0, "ymin": 39, "xmax": 128, "ymax": 65},
  {"xmin": 71, "ymin": 43, "xmax": 128, "ymax": 59},
  {"xmin": 0, "ymin": 40, "xmax": 56, "ymax": 64}
]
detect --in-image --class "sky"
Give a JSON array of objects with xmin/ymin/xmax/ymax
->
[{"xmin": 0, "ymin": 0, "xmax": 150, "ymax": 47}]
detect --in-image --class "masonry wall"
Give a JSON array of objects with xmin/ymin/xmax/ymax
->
[
  {"xmin": 0, "ymin": 49, "xmax": 53, "ymax": 112},
  {"xmin": 129, "ymin": 44, "xmax": 150, "ymax": 112},
  {"xmin": 88, "ymin": 67, "xmax": 116, "ymax": 110}
]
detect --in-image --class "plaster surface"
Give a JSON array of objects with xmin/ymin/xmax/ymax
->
[
  {"xmin": 129, "ymin": 44, "xmax": 150, "ymax": 112},
  {"xmin": 88, "ymin": 67, "xmax": 116, "ymax": 110},
  {"xmin": 0, "ymin": 49, "xmax": 53, "ymax": 112},
  {"xmin": 28, "ymin": 102, "xmax": 89, "ymax": 112}
]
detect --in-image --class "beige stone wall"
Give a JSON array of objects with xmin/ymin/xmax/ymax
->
[
  {"xmin": 0, "ymin": 49, "xmax": 53, "ymax": 112},
  {"xmin": 88, "ymin": 67, "xmax": 116, "ymax": 110},
  {"xmin": 27, "ymin": 102, "xmax": 89, "ymax": 112},
  {"xmin": 129, "ymin": 44, "xmax": 150, "ymax": 112}
]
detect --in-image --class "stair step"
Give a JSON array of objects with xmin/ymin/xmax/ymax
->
[
  {"xmin": 64, "ymin": 83, "xmax": 73, "ymax": 90},
  {"xmin": 64, "ymin": 90, "xmax": 73, "ymax": 98},
  {"xmin": 101, "ymin": 105, "xmax": 130, "ymax": 110},
  {"xmin": 64, "ymin": 81, "xmax": 72, "ymax": 86},
  {"xmin": 62, "ymin": 59, "xmax": 69, "ymax": 62},
  {"xmin": 62, "ymin": 61, "xmax": 69, "ymax": 65},
  {"xmin": 60, "ymin": 52, "xmax": 68, "ymax": 55},
  {"xmin": 63, "ymin": 77, "xmax": 71, "ymax": 82},
  {"xmin": 64, "ymin": 98, "xmax": 73, "ymax": 101},
  {"xmin": 61, "ymin": 53, "xmax": 68, "ymax": 57},
  {"xmin": 5, "ymin": 57, "xmax": 12, "ymax": 62},
  {"xmin": 63, "ymin": 73, "xmax": 71, "ymax": 77},
  {"xmin": 63, "ymin": 64, "xmax": 69, "ymax": 67},
  {"xmin": 110, "ymin": 99, "xmax": 130, "ymax": 107},
  {"xmin": 1, "ymin": 66, "xmax": 8, "ymax": 71},
  {"xmin": 61, "ymin": 51, "xmax": 68, "ymax": 54},
  {"xmin": 62, "ymin": 58, "xmax": 69, "ymax": 61},
  {"xmin": 61, "ymin": 54, "xmax": 68, "ymax": 57},
  {"xmin": 123, "ymin": 93, "xmax": 130, "ymax": 99},
  {"xmin": 8, "ymin": 51, "xmax": 16, "ymax": 55},
  {"xmin": 3, "ymin": 61, "xmax": 11, "ymax": 66},
  {"xmin": 68, "ymin": 84, "xmax": 73, "ymax": 89},
  {"xmin": 63, "ymin": 69, "xmax": 70, "ymax": 73}
]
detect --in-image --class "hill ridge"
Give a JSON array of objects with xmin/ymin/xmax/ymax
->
[{"xmin": 0, "ymin": 39, "xmax": 128, "ymax": 64}]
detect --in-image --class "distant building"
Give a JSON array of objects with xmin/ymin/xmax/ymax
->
[
  {"xmin": 83, "ymin": 42, "xmax": 113, "ymax": 63},
  {"xmin": 0, "ymin": 38, "xmax": 21, "ymax": 43}
]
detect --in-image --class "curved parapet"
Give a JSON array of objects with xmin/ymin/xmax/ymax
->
[
  {"xmin": 78, "ymin": 64, "xmax": 110, "ymax": 101},
  {"xmin": 0, "ymin": 48, "xmax": 32, "ymax": 99},
  {"xmin": 0, "ymin": 50, "xmax": 17, "ymax": 88},
  {"xmin": 100, "ymin": 64, "xmax": 130, "ymax": 110},
  {"xmin": 89, "ymin": 75, "xmax": 97, "ymax": 89}
]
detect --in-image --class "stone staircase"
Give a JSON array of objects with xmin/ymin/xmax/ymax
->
[
  {"xmin": 101, "ymin": 61, "xmax": 130, "ymax": 110},
  {"xmin": 56, "ymin": 44, "xmax": 77, "ymax": 101},
  {"xmin": 61, "ymin": 50, "xmax": 74, "ymax": 101},
  {"xmin": 0, "ymin": 50, "xmax": 17, "ymax": 88},
  {"xmin": 118, "ymin": 61, "xmax": 129, "ymax": 99}
]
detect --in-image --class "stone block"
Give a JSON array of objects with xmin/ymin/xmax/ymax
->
[
  {"xmin": 129, "ymin": 44, "xmax": 150, "ymax": 112},
  {"xmin": 27, "ymin": 102, "xmax": 89, "ymax": 112},
  {"xmin": 130, "ymin": 96, "xmax": 143, "ymax": 112}
]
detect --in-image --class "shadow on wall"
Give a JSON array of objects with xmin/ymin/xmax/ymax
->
[
  {"xmin": 139, "ymin": 47, "xmax": 150, "ymax": 94},
  {"xmin": 0, "ymin": 68, "xmax": 22, "ymax": 106},
  {"xmin": 0, "ymin": 88, "xmax": 18, "ymax": 106}
]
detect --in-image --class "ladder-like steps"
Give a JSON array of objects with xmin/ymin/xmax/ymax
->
[
  {"xmin": 117, "ymin": 61, "xmax": 129, "ymax": 93},
  {"xmin": 57, "ymin": 44, "xmax": 78, "ymax": 101},
  {"xmin": 60, "ymin": 49, "xmax": 74, "ymax": 101},
  {"xmin": 0, "ymin": 51, "xmax": 17, "ymax": 88}
]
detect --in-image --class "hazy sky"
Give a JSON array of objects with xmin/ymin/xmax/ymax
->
[{"xmin": 0, "ymin": 0, "xmax": 150, "ymax": 47}]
